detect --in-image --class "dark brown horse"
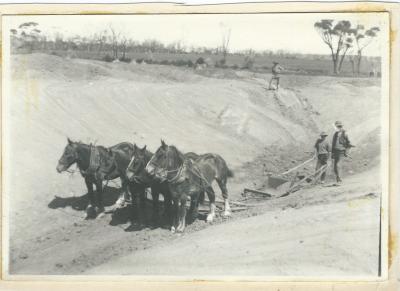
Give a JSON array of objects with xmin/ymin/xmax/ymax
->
[
  {"xmin": 56, "ymin": 138, "xmax": 134, "ymax": 219},
  {"xmin": 124, "ymin": 144, "xmax": 172, "ymax": 226},
  {"xmin": 145, "ymin": 140, "xmax": 233, "ymax": 233}
]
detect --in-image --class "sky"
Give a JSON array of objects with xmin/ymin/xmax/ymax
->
[{"xmin": 4, "ymin": 13, "xmax": 388, "ymax": 56}]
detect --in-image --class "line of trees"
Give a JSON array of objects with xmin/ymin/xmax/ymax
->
[
  {"xmin": 314, "ymin": 19, "xmax": 380, "ymax": 75},
  {"xmin": 11, "ymin": 21, "xmax": 380, "ymax": 75},
  {"xmin": 10, "ymin": 22, "xmax": 235, "ymax": 60}
]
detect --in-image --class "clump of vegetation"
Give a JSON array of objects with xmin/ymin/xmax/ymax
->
[
  {"xmin": 172, "ymin": 59, "xmax": 193, "ymax": 67},
  {"xmin": 119, "ymin": 57, "xmax": 131, "ymax": 63},
  {"xmin": 102, "ymin": 54, "xmax": 114, "ymax": 62},
  {"xmin": 160, "ymin": 60, "xmax": 171, "ymax": 65},
  {"xmin": 243, "ymin": 50, "xmax": 255, "ymax": 70},
  {"xmin": 195, "ymin": 57, "xmax": 205, "ymax": 65}
]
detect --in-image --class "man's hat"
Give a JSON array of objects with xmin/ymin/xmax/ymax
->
[
  {"xmin": 335, "ymin": 120, "xmax": 343, "ymax": 127},
  {"xmin": 320, "ymin": 131, "xmax": 328, "ymax": 137},
  {"xmin": 273, "ymin": 61, "xmax": 279, "ymax": 64}
]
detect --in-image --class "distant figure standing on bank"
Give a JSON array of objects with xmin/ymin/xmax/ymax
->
[
  {"xmin": 314, "ymin": 131, "xmax": 331, "ymax": 184},
  {"xmin": 332, "ymin": 121, "xmax": 352, "ymax": 183},
  {"xmin": 268, "ymin": 61, "xmax": 284, "ymax": 90}
]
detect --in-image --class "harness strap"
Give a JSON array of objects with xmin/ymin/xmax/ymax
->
[
  {"xmin": 80, "ymin": 145, "xmax": 113, "ymax": 179},
  {"xmin": 80, "ymin": 145, "xmax": 99, "ymax": 176},
  {"xmin": 168, "ymin": 160, "xmax": 211, "ymax": 188},
  {"xmin": 167, "ymin": 163, "xmax": 186, "ymax": 184}
]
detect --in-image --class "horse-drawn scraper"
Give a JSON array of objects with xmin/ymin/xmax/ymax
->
[{"xmin": 243, "ymin": 156, "xmax": 329, "ymax": 198}]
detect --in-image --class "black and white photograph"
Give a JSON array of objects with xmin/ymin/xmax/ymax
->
[{"xmin": 2, "ymin": 12, "xmax": 390, "ymax": 279}]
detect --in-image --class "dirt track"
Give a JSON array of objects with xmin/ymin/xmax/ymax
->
[{"xmin": 5, "ymin": 54, "xmax": 382, "ymax": 276}]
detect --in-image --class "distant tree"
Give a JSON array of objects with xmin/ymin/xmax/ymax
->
[
  {"xmin": 109, "ymin": 25, "xmax": 121, "ymax": 60},
  {"xmin": 219, "ymin": 22, "xmax": 231, "ymax": 64},
  {"xmin": 94, "ymin": 30, "xmax": 108, "ymax": 55},
  {"xmin": 12, "ymin": 22, "xmax": 42, "ymax": 51},
  {"xmin": 243, "ymin": 49, "xmax": 256, "ymax": 69},
  {"xmin": 314, "ymin": 19, "xmax": 355, "ymax": 74},
  {"xmin": 353, "ymin": 25, "xmax": 380, "ymax": 75}
]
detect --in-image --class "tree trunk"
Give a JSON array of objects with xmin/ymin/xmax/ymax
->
[
  {"xmin": 338, "ymin": 47, "xmax": 349, "ymax": 73},
  {"xmin": 329, "ymin": 47, "xmax": 339, "ymax": 75},
  {"xmin": 350, "ymin": 59, "xmax": 355, "ymax": 75},
  {"xmin": 357, "ymin": 50, "xmax": 362, "ymax": 75},
  {"xmin": 333, "ymin": 59, "xmax": 339, "ymax": 75}
]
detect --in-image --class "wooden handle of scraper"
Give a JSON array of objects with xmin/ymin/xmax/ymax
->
[{"xmin": 280, "ymin": 157, "xmax": 315, "ymax": 175}]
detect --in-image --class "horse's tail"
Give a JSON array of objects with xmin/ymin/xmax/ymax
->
[{"xmin": 227, "ymin": 168, "xmax": 234, "ymax": 178}]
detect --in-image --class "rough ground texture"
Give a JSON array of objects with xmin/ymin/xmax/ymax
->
[{"xmin": 5, "ymin": 54, "xmax": 382, "ymax": 277}]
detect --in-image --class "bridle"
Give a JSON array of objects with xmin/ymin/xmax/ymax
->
[
  {"xmin": 126, "ymin": 154, "xmax": 147, "ymax": 183},
  {"xmin": 58, "ymin": 145, "xmax": 79, "ymax": 172},
  {"xmin": 146, "ymin": 147, "xmax": 184, "ymax": 183}
]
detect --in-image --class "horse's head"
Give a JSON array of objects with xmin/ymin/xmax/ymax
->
[
  {"xmin": 145, "ymin": 140, "xmax": 183, "ymax": 182},
  {"xmin": 126, "ymin": 144, "xmax": 147, "ymax": 182},
  {"xmin": 56, "ymin": 138, "xmax": 78, "ymax": 173}
]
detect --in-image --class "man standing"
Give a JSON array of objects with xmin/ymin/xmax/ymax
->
[
  {"xmin": 331, "ymin": 121, "xmax": 352, "ymax": 183},
  {"xmin": 268, "ymin": 61, "xmax": 284, "ymax": 90},
  {"xmin": 314, "ymin": 131, "xmax": 330, "ymax": 184}
]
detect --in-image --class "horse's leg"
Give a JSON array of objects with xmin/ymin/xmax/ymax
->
[
  {"xmin": 133, "ymin": 186, "xmax": 147, "ymax": 225},
  {"xmin": 163, "ymin": 190, "xmax": 172, "ymax": 225},
  {"xmin": 150, "ymin": 186, "xmax": 160, "ymax": 223},
  {"xmin": 188, "ymin": 195, "xmax": 199, "ymax": 223},
  {"xmin": 217, "ymin": 178, "xmax": 231, "ymax": 217},
  {"xmin": 176, "ymin": 197, "xmax": 187, "ymax": 233},
  {"xmin": 171, "ymin": 198, "xmax": 179, "ymax": 233},
  {"xmin": 128, "ymin": 183, "xmax": 137, "ymax": 221},
  {"xmin": 95, "ymin": 180, "xmax": 105, "ymax": 214},
  {"xmin": 115, "ymin": 177, "xmax": 129, "ymax": 208},
  {"xmin": 205, "ymin": 186, "xmax": 216, "ymax": 223},
  {"xmin": 84, "ymin": 177, "xmax": 96, "ymax": 219}
]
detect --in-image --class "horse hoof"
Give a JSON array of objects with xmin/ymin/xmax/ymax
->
[
  {"xmin": 223, "ymin": 210, "xmax": 232, "ymax": 217},
  {"xmin": 85, "ymin": 205, "xmax": 97, "ymax": 219},
  {"xmin": 115, "ymin": 197, "xmax": 127, "ymax": 209},
  {"xmin": 171, "ymin": 226, "xmax": 176, "ymax": 233},
  {"xmin": 206, "ymin": 214, "xmax": 215, "ymax": 223}
]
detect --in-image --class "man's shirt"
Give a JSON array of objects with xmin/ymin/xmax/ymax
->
[{"xmin": 315, "ymin": 138, "xmax": 331, "ymax": 155}]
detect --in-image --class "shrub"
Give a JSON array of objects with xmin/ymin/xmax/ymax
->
[
  {"xmin": 215, "ymin": 59, "xmax": 226, "ymax": 68},
  {"xmin": 136, "ymin": 58, "xmax": 144, "ymax": 64},
  {"xmin": 160, "ymin": 60, "xmax": 170, "ymax": 65},
  {"xmin": 195, "ymin": 57, "xmax": 205, "ymax": 65},
  {"xmin": 243, "ymin": 55, "xmax": 255, "ymax": 69},
  {"xmin": 102, "ymin": 54, "xmax": 114, "ymax": 62},
  {"xmin": 119, "ymin": 57, "xmax": 131, "ymax": 63},
  {"xmin": 173, "ymin": 59, "xmax": 190, "ymax": 67}
]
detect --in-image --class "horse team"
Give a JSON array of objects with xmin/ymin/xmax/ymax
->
[{"xmin": 56, "ymin": 138, "xmax": 233, "ymax": 233}]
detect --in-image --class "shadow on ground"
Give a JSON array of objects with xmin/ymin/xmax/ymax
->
[{"xmin": 47, "ymin": 186, "xmax": 121, "ymax": 211}]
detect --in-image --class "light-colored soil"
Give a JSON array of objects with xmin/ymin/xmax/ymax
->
[
  {"xmin": 5, "ymin": 54, "xmax": 382, "ymax": 277},
  {"xmin": 88, "ymin": 169, "xmax": 381, "ymax": 277}
]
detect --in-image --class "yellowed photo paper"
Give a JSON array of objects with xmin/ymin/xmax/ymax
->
[{"xmin": 0, "ymin": 4, "xmax": 397, "ymax": 288}]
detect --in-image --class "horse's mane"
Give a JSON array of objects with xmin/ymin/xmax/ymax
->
[
  {"xmin": 168, "ymin": 145, "xmax": 185, "ymax": 165},
  {"xmin": 143, "ymin": 149, "xmax": 154, "ymax": 163}
]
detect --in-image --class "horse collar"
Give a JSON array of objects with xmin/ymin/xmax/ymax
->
[
  {"xmin": 167, "ymin": 162, "xmax": 186, "ymax": 184},
  {"xmin": 80, "ymin": 145, "xmax": 101, "ymax": 176}
]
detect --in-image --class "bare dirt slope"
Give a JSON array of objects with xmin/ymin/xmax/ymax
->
[
  {"xmin": 5, "ymin": 54, "xmax": 382, "ymax": 276},
  {"xmin": 88, "ymin": 168, "xmax": 381, "ymax": 277}
]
